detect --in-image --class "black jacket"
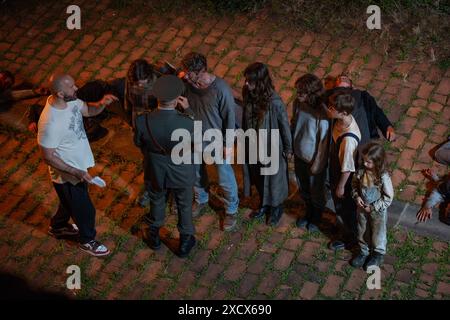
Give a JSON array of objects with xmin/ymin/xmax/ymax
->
[
  {"xmin": 134, "ymin": 109, "xmax": 195, "ymax": 190},
  {"xmin": 326, "ymin": 87, "xmax": 392, "ymax": 141}
]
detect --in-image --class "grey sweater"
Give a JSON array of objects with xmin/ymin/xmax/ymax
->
[
  {"xmin": 184, "ymin": 77, "xmax": 236, "ymax": 139},
  {"xmin": 291, "ymin": 99, "xmax": 330, "ymax": 170}
]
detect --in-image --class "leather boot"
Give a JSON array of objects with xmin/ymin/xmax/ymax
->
[
  {"xmin": 268, "ymin": 205, "xmax": 283, "ymax": 226},
  {"xmin": 179, "ymin": 234, "xmax": 196, "ymax": 258},
  {"xmin": 147, "ymin": 226, "xmax": 161, "ymax": 250},
  {"xmin": 250, "ymin": 206, "xmax": 270, "ymax": 219}
]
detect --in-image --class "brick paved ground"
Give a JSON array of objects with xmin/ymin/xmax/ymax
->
[{"xmin": 0, "ymin": 1, "xmax": 449, "ymax": 299}]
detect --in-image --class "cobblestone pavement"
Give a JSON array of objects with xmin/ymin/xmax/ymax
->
[{"xmin": 0, "ymin": 1, "xmax": 448, "ymax": 299}]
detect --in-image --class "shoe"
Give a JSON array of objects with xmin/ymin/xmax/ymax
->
[
  {"xmin": 268, "ymin": 205, "xmax": 283, "ymax": 226},
  {"xmin": 48, "ymin": 223, "xmax": 79, "ymax": 238},
  {"xmin": 329, "ymin": 240, "xmax": 346, "ymax": 251},
  {"xmin": 223, "ymin": 214, "xmax": 237, "ymax": 231},
  {"xmin": 179, "ymin": 234, "xmax": 196, "ymax": 258},
  {"xmin": 307, "ymin": 223, "xmax": 320, "ymax": 233},
  {"xmin": 296, "ymin": 217, "xmax": 308, "ymax": 228},
  {"xmin": 250, "ymin": 206, "xmax": 269, "ymax": 219},
  {"xmin": 137, "ymin": 190, "xmax": 150, "ymax": 207},
  {"xmin": 147, "ymin": 226, "xmax": 161, "ymax": 250},
  {"xmin": 350, "ymin": 253, "xmax": 368, "ymax": 268},
  {"xmin": 79, "ymin": 240, "xmax": 110, "ymax": 257},
  {"xmin": 365, "ymin": 253, "xmax": 384, "ymax": 269},
  {"xmin": 192, "ymin": 202, "xmax": 207, "ymax": 218}
]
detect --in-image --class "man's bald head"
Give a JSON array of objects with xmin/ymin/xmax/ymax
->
[{"xmin": 49, "ymin": 74, "xmax": 78, "ymax": 102}]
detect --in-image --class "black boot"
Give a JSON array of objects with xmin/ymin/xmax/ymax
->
[
  {"xmin": 179, "ymin": 234, "xmax": 196, "ymax": 258},
  {"xmin": 250, "ymin": 206, "xmax": 269, "ymax": 219},
  {"xmin": 147, "ymin": 226, "xmax": 161, "ymax": 250},
  {"xmin": 268, "ymin": 205, "xmax": 283, "ymax": 226},
  {"xmin": 350, "ymin": 253, "xmax": 368, "ymax": 268},
  {"xmin": 365, "ymin": 253, "xmax": 384, "ymax": 270}
]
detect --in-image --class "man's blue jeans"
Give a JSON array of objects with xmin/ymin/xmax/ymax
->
[{"xmin": 193, "ymin": 162, "xmax": 239, "ymax": 214}]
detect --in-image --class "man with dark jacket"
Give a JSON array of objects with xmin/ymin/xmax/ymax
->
[
  {"xmin": 325, "ymin": 74, "xmax": 396, "ymax": 145},
  {"xmin": 133, "ymin": 75, "xmax": 197, "ymax": 258}
]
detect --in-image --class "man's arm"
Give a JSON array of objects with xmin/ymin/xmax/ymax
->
[
  {"xmin": 336, "ymin": 137, "xmax": 358, "ymax": 198},
  {"xmin": 80, "ymin": 94, "xmax": 118, "ymax": 117},
  {"xmin": 39, "ymin": 146, "xmax": 92, "ymax": 182},
  {"xmin": 364, "ymin": 91, "xmax": 395, "ymax": 140}
]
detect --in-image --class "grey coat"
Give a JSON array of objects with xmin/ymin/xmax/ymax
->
[{"xmin": 242, "ymin": 92, "xmax": 292, "ymax": 206}]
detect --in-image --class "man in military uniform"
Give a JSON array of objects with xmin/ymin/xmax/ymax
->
[{"xmin": 133, "ymin": 75, "xmax": 196, "ymax": 258}]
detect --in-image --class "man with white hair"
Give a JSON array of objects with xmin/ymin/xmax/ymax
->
[{"xmin": 37, "ymin": 74, "xmax": 117, "ymax": 257}]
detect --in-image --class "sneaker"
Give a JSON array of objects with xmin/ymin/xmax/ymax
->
[
  {"xmin": 192, "ymin": 202, "xmax": 208, "ymax": 218},
  {"xmin": 307, "ymin": 223, "xmax": 320, "ymax": 233},
  {"xmin": 223, "ymin": 214, "xmax": 237, "ymax": 231},
  {"xmin": 328, "ymin": 240, "xmax": 345, "ymax": 251},
  {"xmin": 296, "ymin": 217, "xmax": 308, "ymax": 228},
  {"xmin": 250, "ymin": 206, "xmax": 269, "ymax": 220},
  {"xmin": 48, "ymin": 223, "xmax": 79, "ymax": 238},
  {"xmin": 350, "ymin": 253, "xmax": 368, "ymax": 268},
  {"xmin": 79, "ymin": 240, "xmax": 110, "ymax": 257},
  {"xmin": 365, "ymin": 253, "xmax": 384, "ymax": 270}
]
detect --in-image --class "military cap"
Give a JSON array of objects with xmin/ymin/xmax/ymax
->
[{"xmin": 152, "ymin": 75, "xmax": 184, "ymax": 102}]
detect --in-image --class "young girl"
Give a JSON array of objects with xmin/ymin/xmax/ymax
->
[{"xmin": 351, "ymin": 142, "xmax": 393, "ymax": 269}]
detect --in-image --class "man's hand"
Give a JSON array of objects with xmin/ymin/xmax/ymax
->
[
  {"xmin": 99, "ymin": 94, "xmax": 118, "ymax": 107},
  {"xmin": 177, "ymin": 96, "xmax": 190, "ymax": 110},
  {"xmin": 386, "ymin": 126, "xmax": 396, "ymax": 142},
  {"xmin": 356, "ymin": 196, "xmax": 365, "ymax": 208},
  {"xmin": 28, "ymin": 122, "xmax": 38, "ymax": 133},
  {"xmin": 363, "ymin": 205, "xmax": 372, "ymax": 213},
  {"xmin": 417, "ymin": 207, "xmax": 432, "ymax": 222},
  {"xmin": 335, "ymin": 185, "xmax": 345, "ymax": 199},
  {"xmin": 283, "ymin": 151, "xmax": 294, "ymax": 161},
  {"xmin": 72, "ymin": 168, "xmax": 93, "ymax": 183},
  {"xmin": 422, "ymin": 168, "xmax": 439, "ymax": 182}
]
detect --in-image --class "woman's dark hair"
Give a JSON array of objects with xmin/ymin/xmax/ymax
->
[
  {"xmin": 361, "ymin": 142, "xmax": 387, "ymax": 181},
  {"xmin": 181, "ymin": 52, "xmax": 207, "ymax": 73},
  {"xmin": 242, "ymin": 62, "xmax": 274, "ymax": 122},
  {"xmin": 295, "ymin": 73, "xmax": 325, "ymax": 108},
  {"xmin": 127, "ymin": 59, "xmax": 156, "ymax": 84}
]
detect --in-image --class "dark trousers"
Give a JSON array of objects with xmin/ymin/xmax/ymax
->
[
  {"xmin": 51, "ymin": 182, "xmax": 96, "ymax": 243},
  {"xmin": 294, "ymin": 156, "xmax": 326, "ymax": 224},
  {"xmin": 330, "ymin": 178, "xmax": 358, "ymax": 243},
  {"xmin": 147, "ymin": 187, "xmax": 195, "ymax": 236}
]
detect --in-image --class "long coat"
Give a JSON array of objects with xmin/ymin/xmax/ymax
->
[{"xmin": 242, "ymin": 92, "xmax": 292, "ymax": 207}]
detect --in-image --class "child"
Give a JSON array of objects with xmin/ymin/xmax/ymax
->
[
  {"xmin": 291, "ymin": 74, "xmax": 330, "ymax": 232},
  {"xmin": 351, "ymin": 142, "xmax": 393, "ymax": 269},
  {"xmin": 325, "ymin": 92, "xmax": 361, "ymax": 251}
]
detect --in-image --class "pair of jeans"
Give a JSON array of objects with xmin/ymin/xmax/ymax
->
[
  {"xmin": 357, "ymin": 207, "xmax": 387, "ymax": 255},
  {"xmin": 294, "ymin": 156, "xmax": 326, "ymax": 224},
  {"xmin": 51, "ymin": 182, "xmax": 96, "ymax": 244},
  {"xmin": 193, "ymin": 162, "xmax": 239, "ymax": 214}
]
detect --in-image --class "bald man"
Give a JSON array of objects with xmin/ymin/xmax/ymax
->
[{"xmin": 37, "ymin": 74, "xmax": 117, "ymax": 257}]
